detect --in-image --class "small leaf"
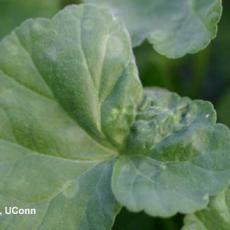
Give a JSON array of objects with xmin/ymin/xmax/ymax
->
[
  {"xmin": 182, "ymin": 188, "xmax": 230, "ymax": 230},
  {"xmin": 84, "ymin": 0, "xmax": 222, "ymax": 58},
  {"xmin": 112, "ymin": 88, "xmax": 230, "ymax": 217},
  {"xmin": 0, "ymin": 4, "xmax": 142, "ymax": 228}
]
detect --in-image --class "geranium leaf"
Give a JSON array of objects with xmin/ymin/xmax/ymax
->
[
  {"xmin": 0, "ymin": 4, "xmax": 142, "ymax": 229},
  {"xmin": 112, "ymin": 88, "xmax": 230, "ymax": 217},
  {"xmin": 84, "ymin": 0, "xmax": 222, "ymax": 58},
  {"xmin": 183, "ymin": 188, "xmax": 230, "ymax": 230}
]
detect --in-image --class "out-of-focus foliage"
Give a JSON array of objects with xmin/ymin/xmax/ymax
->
[
  {"xmin": 217, "ymin": 90, "xmax": 230, "ymax": 127},
  {"xmin": 113, "ymin": 209, "xmax": 183, "ymax": 230},
  {"xmin": 134, "ymin": 1, "xmax": 230, "ymax": 104},
  {"xmin": 83, "ymin": 0, "xmax": 222, "ymax": 59},
  {"xmin": 214, "ymin": 1, "xmax": 230, "ymax": 126},
  {"xmin": 0, "ymin": 0, "xmax": 60, "ymax": 39}
]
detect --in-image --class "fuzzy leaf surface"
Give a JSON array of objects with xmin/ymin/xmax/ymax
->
[{"xmin": 0, "ymin": 4, "xmax": 143, "ymax": 229}]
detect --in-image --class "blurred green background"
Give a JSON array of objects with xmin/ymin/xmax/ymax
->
[{"xmin": 0, "ymin": 0, "xmax": 229, "ymax": 229}]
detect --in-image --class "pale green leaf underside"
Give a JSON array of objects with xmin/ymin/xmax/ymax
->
[
  {"xmin": 112, "ymin": 88, "xmax": 230, "ymax": 217},
  {"xmin": 183, "ymin": 188, "xmax": 230, "ymax": 230},
  {"xmin": 0, "ymin": 0, "xmax": 60, "ymax": 39},
  {"xmin": 0, "ymin": 4, "xmax": 143, "ymax": 229},
  {"xmin": 84, "ymin": 0, "xmax": 222, "ymax": 58}
]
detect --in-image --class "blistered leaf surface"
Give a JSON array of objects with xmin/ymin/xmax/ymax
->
[{"xmin": 112, "ymin": 88, "xmax": 230, "ymax": 217}]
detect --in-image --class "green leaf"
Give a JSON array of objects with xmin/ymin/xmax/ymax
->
[
  {"xmin": 0, "ymin": 144, "xmax": 120, "ymax": 230},
  {"xmin": 112, "ymin": 88, "xmax": 230, "ymax": 217},
  {"xmin": 84, "ymin": 0, "xmax": 222, "ymax": 58},
  {"xmin": 182, "ymin": 188, "xmax": 230, "ymax": 230},
  {"xmin": 0, "ymin": 4, "xmax": 142, "ymax": 228},
  {"xmin": 0, "ymin": 0, "xmax": 60, "ymax": 39}
]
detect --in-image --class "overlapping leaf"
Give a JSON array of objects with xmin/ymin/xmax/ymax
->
[
  {"xmin": 183, "ymin": 188, "xmax": 230, "ymax": 230},
  {"xmin": 84, "ymin": 0, "xmax": 222, "ymax": 58}
]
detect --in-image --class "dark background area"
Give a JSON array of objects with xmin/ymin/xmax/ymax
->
[{"xmin": 0, "ymin": 0, "xmax": 229, "ymax": 229}]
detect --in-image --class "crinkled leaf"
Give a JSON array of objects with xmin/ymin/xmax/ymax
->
[
  {"xmin": 0, "ymin": 0, "xmax": 60, "ymax": 39},
  {"xmin": 84, "ymin": 0, "xmax": 222, "ymax": 58},
  {"xmin": 0, "ymin": 4, "xmax": 143, "ymax": 229},
  {"xmin": 112, "ymin": 88, "xmax": 230, "ymax": 217},
  {"xmin": 183, "ymin": 188, "xmax": 230, "ymax": 230}
]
